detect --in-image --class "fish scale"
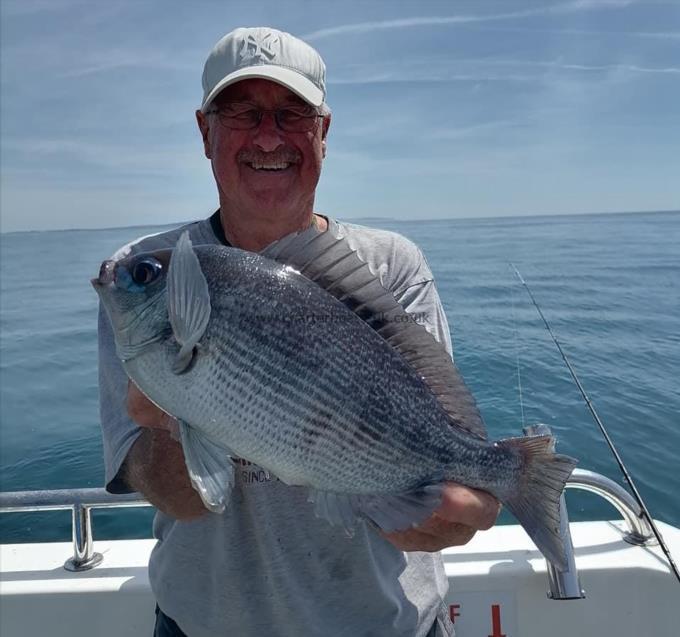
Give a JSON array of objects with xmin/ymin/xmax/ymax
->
[{"xmin": 94, "ymin": 228, "xmax": 578, "ymax": 569}]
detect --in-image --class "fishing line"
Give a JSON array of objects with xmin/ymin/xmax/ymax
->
[
  {"xmin": 509, "ymin": 278, "xmax": 526, "ymax": 430},
  {"xmin": 510, "ymin": 263, "xmax": 680, "ymax": 586}
]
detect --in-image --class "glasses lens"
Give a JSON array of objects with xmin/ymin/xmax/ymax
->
[
  {"xmin": 216, "ymin": 106, "xmax": 260, "ymax": 130},
  {"xmin": 277, "ymin": 107, "xmax": 318, "ymax": 132},
  {"xmin": 213, "ymin": 104, "xmax": 319, "ymax": 132}
]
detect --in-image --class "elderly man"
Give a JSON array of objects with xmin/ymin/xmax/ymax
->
[{"xmin": 98, "ymin": 27, "xmax": 499, "ymax": 637}]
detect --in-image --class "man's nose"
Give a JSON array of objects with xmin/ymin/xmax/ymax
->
[{"xmin": 252, "ymin": 112, "xmax": 284, "ymax": 153}]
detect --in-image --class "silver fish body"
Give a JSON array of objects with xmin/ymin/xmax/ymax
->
[
  {"xmin": 94, "ymin": 229, "xmax": 577, "ymax": 569},
  {"xmin": 126, "ymin": 248, "xmax": 509, "ymax": 493}
]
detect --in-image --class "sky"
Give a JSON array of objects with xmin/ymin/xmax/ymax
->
[{"xmin": 1, "ymin": 0, "xmax": 679, "ymax": 232}]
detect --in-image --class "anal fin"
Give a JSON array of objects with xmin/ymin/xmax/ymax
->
[{"xmin": 179, "ymin": 420, "xmax": 235, "ymax": 514}]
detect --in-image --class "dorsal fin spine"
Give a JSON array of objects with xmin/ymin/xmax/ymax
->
[
  {"xmin": 354, "ymin": 291, "xmax": 396, "ymax": 315},
  {"xmin": 337, "ymin": 276, "xmax": 376, "ymax": 301},
  {"xmin": 307, "ymin": 251, "xmax": 358, "ymax": 283},
  {"xmin": 260, "ymin": 225, "xmax": 489, "ymax": 440},
  {"xmin": 325, "ymin": 262, "xmax": 369, "ymax": 293},
  {"xmin": 297, "ymin": 236, "xmax": 344, "ymax": 273}
]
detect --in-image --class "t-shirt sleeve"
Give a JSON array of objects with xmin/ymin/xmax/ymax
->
[
  {"xmin": 97, "ymin": 302, "xmax": 142, "ymax": 493},
  {"xmin": 393, "ymin": 249, "xmax": 453, "ymax": 359},
  {"xmin": 337, "ymin": 222, "xmax": 453, "ymax": 358}
]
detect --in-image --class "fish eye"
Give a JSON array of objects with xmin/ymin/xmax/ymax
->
[{"xmin": 131, "ymin": 258, "xmax": 163, "ymax": 285}]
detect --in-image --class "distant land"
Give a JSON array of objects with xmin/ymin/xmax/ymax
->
[{"xmin": 1, "ymin": 208, "xmax": 678, "ymax": 236}]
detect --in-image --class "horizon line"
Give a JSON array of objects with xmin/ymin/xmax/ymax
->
[{"xmin": 1, "ymin": 207, "xmax": 678, "ymax": 236}]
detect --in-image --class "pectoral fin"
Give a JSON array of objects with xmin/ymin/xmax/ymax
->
[
  {"xmin": 168, "ymin": 232, "xmax": 211, "ymax": 374},
  {"xmin": 179, "ymin": 420, "xmax": 235, "ymax": 513}
]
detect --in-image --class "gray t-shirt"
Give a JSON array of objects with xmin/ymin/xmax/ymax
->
[{"xmin": 98, "ymin": 215, "xmax": 455, "ymax": 637}]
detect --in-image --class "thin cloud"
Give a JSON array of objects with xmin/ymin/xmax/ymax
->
[
  {"xmin": 327, "ymin": 53, "xmax": 679, "ymax": 86},
  {"xmin": 489, "ymin": 58, "xmax": 680, "ymax": 75},
  {"xmin": 302, "ymin": 1, "xmax": 636, "ymax": 41},
  {"xmin": 566, "ymin": 0, "xmax": 633, "ymax": 8},
  {"xmin": 329, "ymin": 72, "xmax": 537, "ymax": 85},
  {"xmin": 59, "ymin": 54, "xmax": 195, "ymax": 79},
  {"xmin": 634, "ymin": 31, "xmax": 680, "ymax": 40},
  {"xmin": 2, "ymin": 137, "xmax": 200, "ymax": 176},
  {"xmin": 556, "ymin": 62, "xmax": 680, "ymax": 74},
  {"xmin": 430, "ymin": 120, "xmax": 525, "ymax": 141},
  {"xmin": 1, "ymin": 0, "xmax": 88, "ymax": 16},
  {"xmin": 460, "ymin": 26, "xmax": 680, "ymax": 39}
]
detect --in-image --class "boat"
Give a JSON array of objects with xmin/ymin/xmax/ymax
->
[{"xmin": 2, "ymin": 461, "xmax": 678, "ymax": 637}]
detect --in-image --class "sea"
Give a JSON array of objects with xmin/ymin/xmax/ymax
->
[{"xmin": 1, "ymin": 211, "xmax": 678, "ymax": 543}]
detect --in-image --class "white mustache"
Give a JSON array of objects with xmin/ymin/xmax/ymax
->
[{"xmin": 238, "ymin": 149, "xmax": 301, "ymax": 164}]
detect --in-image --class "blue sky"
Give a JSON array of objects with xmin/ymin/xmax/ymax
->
[{"xmin": 1, "ymin": 0, "xmax": 678, "ymax": 232}]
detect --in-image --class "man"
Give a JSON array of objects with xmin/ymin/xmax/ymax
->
[{"xmin": 98, "ymin": 27, "xmax": 499, "ymax": 637}]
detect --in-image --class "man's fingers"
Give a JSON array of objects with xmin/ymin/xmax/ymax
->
[
  {"xmin": 415, "ymin": 513, "xmax": 476, "ymax": 541},
  {"xmin": 379, "ymin": 483, "xmax": 501, "ymax": 552},
  {"xmin": 382, "ymin": 519, "xmax": 477, "ymax": 552},
  {"xmin": 435, "ymin": 483, "xmax": 501, "ymax": 531},
  {"xmin": 383, "ymin": 529, "xmax": 450, "ymax": 552}
]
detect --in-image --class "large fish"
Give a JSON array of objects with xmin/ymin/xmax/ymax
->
[{"xmin": 93, "ymin": 227, "xmax": 577, "ymax": 569}]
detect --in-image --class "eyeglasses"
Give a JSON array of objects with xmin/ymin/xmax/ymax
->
[{"xmin": 206, "ymin": 102, "xmax": 324, "ymax": 133}]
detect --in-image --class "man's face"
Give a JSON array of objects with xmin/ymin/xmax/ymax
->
[{"xmin": 196, "ymin": 78, "xmax": 330, "ymax": 218}]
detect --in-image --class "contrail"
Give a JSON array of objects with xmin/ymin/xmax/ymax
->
[{"xmin": 302, "ymin": 1, "xmax": 636, "ymax": 41}]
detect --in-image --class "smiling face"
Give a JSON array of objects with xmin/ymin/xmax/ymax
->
[{"xmin": 196, "ymin": 78, "xmax": 330, "ymax": 225}]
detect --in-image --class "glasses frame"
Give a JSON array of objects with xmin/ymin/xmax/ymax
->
[{"xmin": 205, "ymin": 102, "xmax": 325, "ymax": 133}]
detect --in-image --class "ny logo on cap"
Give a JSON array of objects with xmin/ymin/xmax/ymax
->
[{"xmin": 239, "ymin": 33, "xmax": 280, "ymax": 64}]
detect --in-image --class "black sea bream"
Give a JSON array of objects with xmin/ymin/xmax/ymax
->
[{"xmin": 93, "ymin": 227, "xmax": 577, "ymax": 569}]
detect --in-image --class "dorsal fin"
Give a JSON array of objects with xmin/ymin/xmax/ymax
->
[{"xmin": 262, "ymin": 227, "xmax": 487, "ymax": 440}]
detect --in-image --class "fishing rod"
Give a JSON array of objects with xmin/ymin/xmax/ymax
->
[{"xmin": 510, "ymin": 263, "xmax": 680, "ymax": 586}]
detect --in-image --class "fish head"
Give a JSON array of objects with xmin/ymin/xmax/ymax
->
[{"xmin": 92, "ymin": 248, "xmax": 173, "ymax": 361}]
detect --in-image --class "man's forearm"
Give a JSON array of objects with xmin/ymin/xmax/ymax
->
[{"xmin": 123, "ymin": 428, "xmax": 207, "ymax": 520}]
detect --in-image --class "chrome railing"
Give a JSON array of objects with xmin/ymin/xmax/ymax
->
[
  {"xmin": 0, "ymin": 461, "xmax": 656, "ymax": 580},
  {"xmin": 523, "ymin": 424, "xmax": 584, "ymax": 600},
  {"xmin": 546, "ymin": 468, "xmax": 655, "ymax": 600},
  {"xmin": 524, "ymin": 424, "xmax": 655, "ymax": 600},
  {"xmin": 0, "ymin": 488, "xmax": 150, "ymax": 571},
  {"xmin": 566, "ymin": 469, "xmax": 655, "ymax": 545}
]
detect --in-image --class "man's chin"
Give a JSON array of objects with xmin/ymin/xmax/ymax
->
[
  {"xmin": 239, "ymin": 189, "xmax": 305, "ymax": 216},
  {"xmin": 241, "ymin": 173, "xmax": 299, "ymax": 199}
]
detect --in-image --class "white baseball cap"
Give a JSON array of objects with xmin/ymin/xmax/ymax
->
[{"xmin": 200, "ymin": 27, "xmax": 326, "ymax": 112}]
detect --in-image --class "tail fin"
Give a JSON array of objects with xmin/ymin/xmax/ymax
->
[{"xmin": 497, "ymin": 435, "xmax": 577, "ymax": 571}]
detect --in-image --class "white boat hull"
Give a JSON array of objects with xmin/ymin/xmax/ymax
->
[{"xmin": 2, "ymin": 519, "xmax": 678, "ymax": 636}]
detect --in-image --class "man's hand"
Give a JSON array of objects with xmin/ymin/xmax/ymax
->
[
  {"xmin": 123, "ymin": 381, "xmax": 206, "ymax": 519},
  {"xmin": 127, "ymin": 381, "xmax": 180, "ymax": 438},
  {"xmin": 382, "ymin": 483, "xmax": 500, "ymax": 552}
]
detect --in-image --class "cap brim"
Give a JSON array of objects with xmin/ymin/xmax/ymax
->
[{"xmin": 201, "ymin": 66, "xmax": 324, "ymax": 111}]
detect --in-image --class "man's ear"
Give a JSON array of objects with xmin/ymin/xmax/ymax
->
[
  {"xmin": 321, "ymin": 114, "xmax": 331, "ymax": 158},
  {"xmin": 196, "ymin": 110, "xmax": 212, "ymax": 159}
]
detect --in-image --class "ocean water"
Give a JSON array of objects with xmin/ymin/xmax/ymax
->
[{"xmin": 1, "ymin": 211, "xmax": 678, "ymax": 543}]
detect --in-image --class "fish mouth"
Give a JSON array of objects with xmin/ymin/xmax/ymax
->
[
  {"xmin": 91, "ymin": 261, "xmax": 167, "ymax": 362},
  {"xmin": 92, "ymin": 260, "xmax": 116, "ymax": 287}
]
